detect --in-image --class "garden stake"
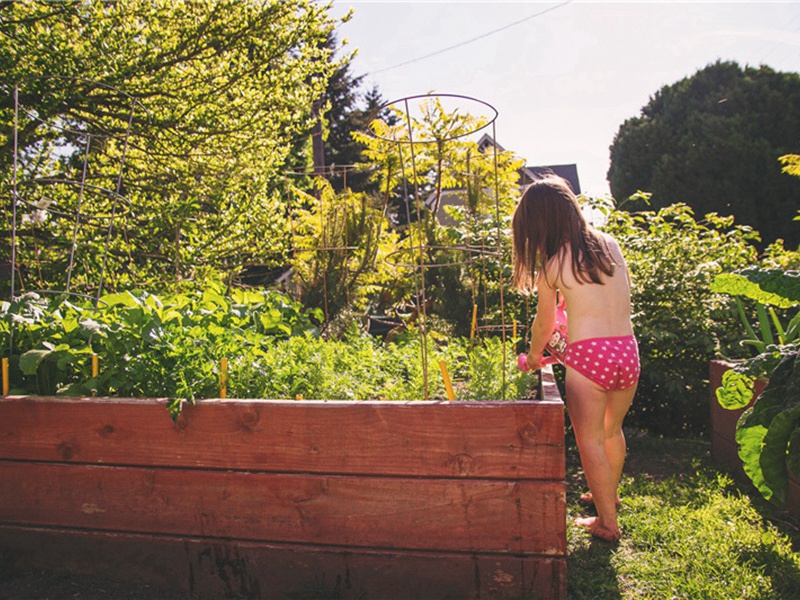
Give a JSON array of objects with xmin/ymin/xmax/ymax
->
[
  {"xmin": 470, "ymin": 304, "xmax": 478, "ymax": 339},
  {"xmin": 513, "ymin": 320, "xmax": 518, "ymax": 339},
  {"xmin": 438, "ymin": 360, "xmax": 456, "ymax": 401},
  {"xmin": 219, "ymin": 357, "xmax": 228, "ymax": 399},
  {"xmin": 91, "ymin": 354, "xmax": 98, "ymax": 397},
  {"xmin": 1, "ymin": 358, "xmax": 8, "ymax": 396}
]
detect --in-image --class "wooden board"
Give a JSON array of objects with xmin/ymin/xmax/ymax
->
[
  {"xmin": 0, "ymin": 370, "xmax": 567, "ymax": 598},
  {"xmin": 0, "ymin": 461, "xmax": 565, "ymax": 555},
  {"xmin": 0, "ymin": 525, "xmax": 567, "ymax": 600},
  {"xmin": 0, "ymin": 397, "xmax": 565, "ymax": 480}
]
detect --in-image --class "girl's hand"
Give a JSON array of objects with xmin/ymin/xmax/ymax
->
[{"xmin": 526, "ymin": 351, "xmax": 544, "ymax": 371}]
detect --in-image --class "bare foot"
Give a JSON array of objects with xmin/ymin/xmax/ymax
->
[
  {"xmin": 575, "ymin": 516, "xmax": 621, "ymax": 542},
  {"xmin": 580, "ymin": 491, "xmax": 621, "ymax": 507}
]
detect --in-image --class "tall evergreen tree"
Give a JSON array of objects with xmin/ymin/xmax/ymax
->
[{"xmin": 608, "ymin": 61, "xmax": 800, "ymax": 249}]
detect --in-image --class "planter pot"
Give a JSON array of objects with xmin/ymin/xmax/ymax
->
[
  {"xmin": 0, "ymin": 366, "xmax": 567, "ymax": 600},
  {"xmin": 709, "ymin": 360, "xmax": 766, "ymax": 482}
]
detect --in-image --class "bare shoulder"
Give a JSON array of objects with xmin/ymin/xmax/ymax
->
[{"xmin": 594, "ymin": 229, "xmax": 625, "ymax": 263}]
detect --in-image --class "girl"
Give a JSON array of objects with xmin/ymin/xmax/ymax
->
[{"xmin": 512, "ymin": 175, "xmax": 639, "ymax": 542}]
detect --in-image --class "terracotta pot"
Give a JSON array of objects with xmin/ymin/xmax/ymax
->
[{"xmin": 709, "ymin": 360, "xmax": 766, "ymax": 482}]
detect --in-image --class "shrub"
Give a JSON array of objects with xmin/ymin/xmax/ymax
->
[{"xmin": 600, "ymin": 202, "xmax": 761, "ymax": 435}]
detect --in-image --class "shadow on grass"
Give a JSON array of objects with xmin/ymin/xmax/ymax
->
[
  {"xmin": 565, "ymin": 429, "xmax": 800, "ymax": 599},
  {"xmin": 566, "ymin": 535, "xmax": 622, "ymax": 599}
]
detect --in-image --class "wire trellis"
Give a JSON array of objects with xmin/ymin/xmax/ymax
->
[{"xmin": 7, "ymin": 77, "xmax": 145, "ymax": 355}]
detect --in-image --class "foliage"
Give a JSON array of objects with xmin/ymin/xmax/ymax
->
[
  {"xmin": 0, "ymin": 0, "xmax": 343, "ymax": 294},
  {"xmin": 736, "ymin": 351, "xmax": 800, "ymax": 505},
  {"xmin": 596, "ymin": 201, "xmax": 760, "ymax": 435},
  {"xmin": 709, "ymin": 262, "xmax": 800, "ymax": 503},
  {"xmin": 608, "ymin": 61, "xmax": 800, "ymax": 249},
  {"xmin": 2, "ymin": 284, "xmax": 322, "ymax": 416},
  {"xmin": 711, "ymin": 266, "xmax": 800, "ymax": 356},
  {"xmin": 1, "ymin": 285, "xmax": 537, "ymax": 418},
  {"xmin": 287, "ymin": 178, "xmax": 402, "ymax": 323},
  {"xmin": 353, "ymin": 96, "xmax": 525, "ymax": 334}
]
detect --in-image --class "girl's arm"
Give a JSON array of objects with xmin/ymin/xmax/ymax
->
[{"xmin": 527, "ymin": 268, "xmax": 558, "ymax": 369}]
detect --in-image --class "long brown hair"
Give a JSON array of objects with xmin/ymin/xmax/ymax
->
[{"xmin": 512, "ymin": 175, "xmax": 614, "ymax": 292}]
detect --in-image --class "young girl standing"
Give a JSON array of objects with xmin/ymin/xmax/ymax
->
[{"xmin": 512, "ymin": 175, "xmax": 639, "ymax": 542}]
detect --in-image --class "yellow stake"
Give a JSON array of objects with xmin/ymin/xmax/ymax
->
[
  {"xmin": 220, "ymin": 357, "xmax": 228, "ymax": 399},
  {"xmin": 438, "ymin": 360, "xmax": 456, "ymax": 402},
  {"xmin": 91, "ymin": 354, "xmax": 99, "ymax": 397},
  {"xmin": 513, "ymin": 320, "xmax": 518, "ymax": 339},
  {"xmin": 470, "ymin": 304, "xmax": 478, "ymax": 339},
  {"xmin": 2, "ymin": 357, "xmax": 9, "ymax": 396}
]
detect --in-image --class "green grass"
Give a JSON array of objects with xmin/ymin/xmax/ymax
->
[{"xmin": 566, "ymin": 434, "xmax": 800, "ymax": 599}]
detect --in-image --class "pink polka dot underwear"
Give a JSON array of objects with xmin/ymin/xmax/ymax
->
[{"xmin": 563, "ymin": 335, "xmax": 640, "ymax": 391}]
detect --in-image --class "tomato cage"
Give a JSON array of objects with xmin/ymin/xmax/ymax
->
[{"xmin": 274, "ymin": 93, "xmax": 528, "ymax": 400}]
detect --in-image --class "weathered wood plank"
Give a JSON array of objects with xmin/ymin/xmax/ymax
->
[
  {"xmin": 0, "ymin": 525, "xmax": 567, "ymax": 600},
  {"xmin": 0, "ymin": 461, "xmax": 566, "ymax": 555},
  {"xmin": 0, "ymin": 397, "xmax": 565, "ymax": 479}
]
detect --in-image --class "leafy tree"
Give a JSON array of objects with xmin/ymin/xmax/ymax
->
[
  {"xmin": 0, "ymin": 0, "xmax": 343, "ymax": 295},
  {"xmin": 608, "ymin": 61, "xmax": 800, "ymax": 249}
]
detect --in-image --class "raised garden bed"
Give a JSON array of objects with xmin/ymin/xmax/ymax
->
[{"xmin": 0, "ymin": 367, "xmax": 566, "ymax": 599}]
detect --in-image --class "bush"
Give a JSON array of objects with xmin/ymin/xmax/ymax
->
[{"xmin": 600, "ymin": 202, "xmax": 761, "ymax": 435}]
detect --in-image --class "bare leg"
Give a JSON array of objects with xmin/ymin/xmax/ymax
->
[
  {"xmin": 605, "ymin": 384, "xmax": 636, "ymax": 495},
  {"xmin": 566, "ymin": 369, "xmax": 634, "ymax": 539}
]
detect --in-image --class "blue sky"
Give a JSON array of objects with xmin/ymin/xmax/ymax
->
[{"xmin": 328, "ymin": 1, "xmax": 800, "ymax": 197}]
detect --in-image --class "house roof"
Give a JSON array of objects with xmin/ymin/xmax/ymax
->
[{"xmin": 477, "ymin": 133, "xmax": 582, "ymax": 195}]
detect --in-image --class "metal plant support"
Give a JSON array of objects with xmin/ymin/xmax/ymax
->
[
  {"xmin": 7, "ymin": 77, "xmax": 144, "ymax": 356},
  {"xmin": 367, "ymin": 93, "xmax": 509, "ymax": 399}
]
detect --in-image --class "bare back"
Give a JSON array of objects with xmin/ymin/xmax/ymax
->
[{"xmin": 546, "ymin": 231, "xmax": 634, "ymax": 343}]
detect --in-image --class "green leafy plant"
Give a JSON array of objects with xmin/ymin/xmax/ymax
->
[
  {"xmin": 711, "ymin": 267, "xmax": 800, "ymax": 406},
  {"xmin": 736, "ymin": 350, "xmax": 800, "ymax": 504},
  {"xmin": 710, "ymin": 266, "xmax": 800, "ymax": 504},
  {"xmin": 2, "ymin": 284, "xmax": 538, "ymax": 421}
]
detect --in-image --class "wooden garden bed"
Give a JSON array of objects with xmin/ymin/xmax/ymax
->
[{"xmin": 0, "ymin": 367, "xmax": 566, "ymax": 599}]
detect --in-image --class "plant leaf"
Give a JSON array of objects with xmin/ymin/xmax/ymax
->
[
  {"xmin": 711, "ymin": 267, "xmax": 800, "ymax": 308},
  {"xmin": 759, "ymin": 403, "xmax": 800, "ymax": 506},
  {"xmin": 18, "ymin": 349, "xmax": 52, "ymax": 376}
]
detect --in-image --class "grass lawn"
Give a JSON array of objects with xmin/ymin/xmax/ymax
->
[
  {"xmin": 1, "ymin": 434, "xmax": 798, "ymax": 599},
  {"xmin": 567, "ymin": 433, "xmax": 800, "ymax": 600}
]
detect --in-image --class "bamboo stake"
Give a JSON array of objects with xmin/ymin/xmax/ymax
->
[
  {"xmin": 438, "ymin": 360, "xmax": 456, "ymax": 401},
  {"xmin": 1, "ymin": 358, "xmax": 8, "ymax": 396},
  {"xmin": 470, "ymin": 304, "xmax": 478, "ymax": 340},
  {"xmin": 91, "ymin": 354, "xmax": 99, "ymax": 397},
  {"xmin": 219, "ymin": 357, "xmax": 228, "ymax": 399}
]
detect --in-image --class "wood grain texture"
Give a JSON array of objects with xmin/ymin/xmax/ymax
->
[
  {"xmin": 0, "ymin": 396, "xmax": 565, "ymax": 479},
  {"xmin": 0, "ymin": 369, "xmax": 567, "ymax": 598},
  {"xmin": 0, "ymin": 525, "xmax": 567, "ymax": 600},
  {"xmin": 0, "ymin": 461, "xmax": 565, "ymax": 555}
]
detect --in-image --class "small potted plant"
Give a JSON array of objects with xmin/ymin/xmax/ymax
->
[{"xmin": 710, "ymin": 266, "xmax": 800, "ymax": 516}]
